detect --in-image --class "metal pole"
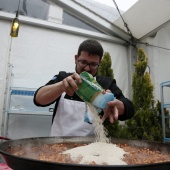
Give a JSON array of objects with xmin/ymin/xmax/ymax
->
[{"xmin": 1, "ymin": 37, "xmax": 13, "ymax": 137}]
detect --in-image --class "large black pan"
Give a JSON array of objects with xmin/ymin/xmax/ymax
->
[{"xmin": 0, "ymin": 136, "xmax": 170, "ymax": 170}]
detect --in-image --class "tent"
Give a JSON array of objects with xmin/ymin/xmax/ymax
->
[
  {"xmin": 115, "ymin": 0, "xmax": 170, "ymax": 100},
  {"xmin": 0, "ymin": 0, "xmax": 169, "ymax": 139}
]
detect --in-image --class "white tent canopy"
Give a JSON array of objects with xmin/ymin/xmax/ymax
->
[
  {"xmin": 114, "ymin": 0, "xmax": 170, "ymax": 40},
  {"xmin": 114, "ymin": 0, "xmax": 170, "ymax": 101}
]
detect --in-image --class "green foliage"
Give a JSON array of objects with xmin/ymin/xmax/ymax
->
[
  {"xmin": 134, "ymin": 49, "xmax": 148, "ymax": 76},
  {"xmin": 125, "ymin": 48, "xmax": 163, "ymax": 141},
  {"xmin": 156, "ymin": 100, "xmax": 170, "ymax": 138},
  {"xmin": 99, "ymin": 49, "xmax": 166, "ymax": 142},
  {"xmin": 98, "ymin": 52, "xmax": 119, "ymax": 133},
  {"xmin": 132, "ymin": 70, "xmax": 155, "ymax": 110},
  {"xmin": 104, "ymin": 119, "xmax": 119, "ymax": 136},
  {"xmin": 98, "ymin": 52, "xmax": 114, "ymax": 78},
  {"xmin": 126, "ymin": 109, "xmax": 162, "ymax": 141}
]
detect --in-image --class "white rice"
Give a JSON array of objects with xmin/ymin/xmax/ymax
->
[
  {"xmin": 63, "ymin": 142, "xmax": 127, "ymax": 165},
  {"xmin": 87, "ymin": 102, "xmax": 110, "ymax": 143}
]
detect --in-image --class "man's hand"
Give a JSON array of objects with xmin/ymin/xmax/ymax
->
[
  {"xmin": 102, "ymin": 99, "xmax": 125, "ymax": 123},
  {"xmin": 62, "ymin": 72, "xmax": 82, "ymax": 96}
]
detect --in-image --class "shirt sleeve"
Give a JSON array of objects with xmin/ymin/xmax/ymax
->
[
  {"xmin": 33, "ymin": 74, "xmax": 60, "ymax": 107},
  {"xmin": 109, "ymin": 80, "xmax": 135, "ymax": 121}
]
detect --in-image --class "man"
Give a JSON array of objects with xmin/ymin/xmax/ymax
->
[{"xmin": 33, "ymin": 39, "xmax": 134, "ymax": 136}]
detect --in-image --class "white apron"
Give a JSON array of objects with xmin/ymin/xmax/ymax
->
[{"xmin": 51, "ymin": 93, "xmax": 95, "ymax": 136}]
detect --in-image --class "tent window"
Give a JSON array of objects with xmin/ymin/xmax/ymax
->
[
  {"xmin": 0, "ymin": 0, "xmax": 102, "ymax": 33},
  {"xmin": 63, "ymin": 11, "xmax": 102, "ymax": 33},
  {"xmin": 0, "ymin": 0, "xmax": 49, "ymax": 20}
]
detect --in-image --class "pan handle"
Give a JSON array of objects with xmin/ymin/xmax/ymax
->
[{"xmin": 0, "ymin": 136, "xmax": 10, "ymax": 140}]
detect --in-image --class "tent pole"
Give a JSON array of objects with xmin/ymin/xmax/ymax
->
[{"xmin": 1, "ymin": 37, "xmax": 13, "ymax": 137}]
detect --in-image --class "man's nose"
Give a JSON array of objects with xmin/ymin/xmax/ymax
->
[{"xmin": 84, "ymin": 64, "xmax": 91, "ymax": 71}]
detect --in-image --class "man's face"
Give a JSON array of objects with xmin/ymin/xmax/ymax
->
[{"xmin": 75, "ymin": 51, "xmax": 101, "ymax": 76}]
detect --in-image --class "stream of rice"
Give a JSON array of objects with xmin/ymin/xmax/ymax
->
[{"xmin": 63, "ymin": 103, "xmax": 127, "ymax": 165}]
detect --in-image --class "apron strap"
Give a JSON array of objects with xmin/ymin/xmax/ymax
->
[{"xmin": 52, "ymin": 71, "xmax": 72, "ymax": 123}]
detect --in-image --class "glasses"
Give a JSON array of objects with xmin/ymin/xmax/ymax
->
[{"xmin": 78, "ymin": 60, "xmax": 99, "ymax": 70}]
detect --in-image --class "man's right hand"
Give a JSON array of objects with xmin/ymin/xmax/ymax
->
[{"xmin": 62, "ymin": 72, "xmax": 82, "ymax": 96}]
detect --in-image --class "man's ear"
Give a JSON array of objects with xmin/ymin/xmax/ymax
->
[
  {"xmin": 75, "ymin": 55, "xmax": 78, "ymax": 64},
  {"xmin": 75, "ymin": 55, "xmax": 78, "ymax": 60}
]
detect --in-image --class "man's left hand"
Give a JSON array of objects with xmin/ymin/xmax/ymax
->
[{"xmin": 102, "ymin": 99, "xmax": 125, "ymax": 123}]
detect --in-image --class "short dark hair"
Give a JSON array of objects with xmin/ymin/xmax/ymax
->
[{"xmin": 77, "ymin": 39, "xmax": 104, "ymax": 60}]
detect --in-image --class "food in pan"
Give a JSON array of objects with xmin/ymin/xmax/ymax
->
[{"xmin": 10, "ymin": 141, "xmax": 170, "ymax": 165}]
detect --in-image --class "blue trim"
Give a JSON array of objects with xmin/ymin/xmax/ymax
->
[
  {"xmin": 160, "ymin": 80, "xmax": 170, "ymax": 143},
  {"xmin": 11, "ymin": 90, "xmax": 35, "ymax": 96},
  {"xmin": 160, "ymin": 81, "xmax": 170, "ymax": 87}
]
